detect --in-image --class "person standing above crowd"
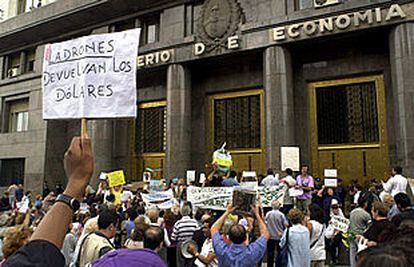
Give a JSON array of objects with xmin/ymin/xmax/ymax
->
[
  {"xmin": 295, "ymin": 165, "xmax": 315, "ymax": 212},
  {"xmin": 316, "ymin": 186, "xmax": 340, "ymax": 224},
  {"xmin": 261, "ymin": 168, "xmax": 279, "ymax": 187},
  {"xmin": 222, "ymin": 171, "xmax": 240, "ymax": 187},
  {"xmin": 211, "ymin": 203, "xmax": 269, "ymax": 267},
  {"xmin": 265, "ymin": 200, "xmax": 288, "ymax": 267},
  {"xmin": 382, "ymin": 166, "xmax": 408, "ymax": 197},
  {"xmin": 280, "ymin": 208, "xmax": 310, "ymax": 267}
]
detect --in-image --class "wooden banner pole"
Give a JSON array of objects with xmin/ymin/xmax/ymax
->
[{"xmin": 81, "ymin": 118, "xmax": 88, "ymax": 136}]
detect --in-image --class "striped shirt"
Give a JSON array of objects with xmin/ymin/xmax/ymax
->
[{"xmin": 171, "ymin": 216, "xmax": 199, "ymax": 242}]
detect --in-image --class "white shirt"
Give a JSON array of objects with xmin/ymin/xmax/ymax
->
[
  {"xmin": 121, "ymin": 190, "xmax": 134, "ymax": 202},
  {"xmin": 309, "ymin": 220, "xmax": 326, "ymax": 261},
  {"xmin": 261, "ymin": 174, "xmax": 279, "ymax": 186},
  {"xmin": 383, "ymin": 174, "xmax": 408, "ymax": 196},
  {"xmin": 195, "ymin": 238, "xmax": 218, "ymax": 267}
]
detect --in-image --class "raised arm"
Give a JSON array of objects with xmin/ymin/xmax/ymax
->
[
  {"xmin": 251, "ymin": 203, "xmax": 270, "ymax": 240},
  {"xmin": 30, "ymin": 135, "xmax": 93, "ymax": 248},
  {"xmin": 211, "ymin": 204, "xmax": 236, "ymax": 236}
]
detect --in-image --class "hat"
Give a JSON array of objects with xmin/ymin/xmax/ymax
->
[
  {"xmin": 331, "ymin": 199, "xmax": 339, "ymax": 206},
  {"xmin": 90, "ymin": 248, "xmax": 166, "ymax": 267}
]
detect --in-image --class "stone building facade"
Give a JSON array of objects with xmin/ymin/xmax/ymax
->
[{"xmin": 0, "ymin": 0, "xmax": 413, "ymax": 192}]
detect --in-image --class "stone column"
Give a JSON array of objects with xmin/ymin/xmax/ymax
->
[
  {"xmin": 89, "ymin": 120, "xmax": 113, "ymax": 187},
  {"xmin": 263, "ymin": 46, "xmax": 295, "ymax": 171},
  {"xmin": 389, "ymin": 23, "xmax": 414, "ymax": 175},
  {"xmin": 166, "ymin": 64, "xmax": 192, "ymax": 179}
]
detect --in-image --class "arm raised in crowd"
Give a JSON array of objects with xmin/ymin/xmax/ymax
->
[
  {"xmin": 30, "ymin": 134, "xmax": 93, "ymax": 248},
  {"xmin": 211, "ymin": 204, "xmax": 236, "ymax": 236},
  {"xmin": 251, "ymin": 203, "xmax": 270, "ymax": 240}
]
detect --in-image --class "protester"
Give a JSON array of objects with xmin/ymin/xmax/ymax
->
[
  {"xmin": 280, "ymin": 208, "xmax": 310, "ymax": 267},
  {"xmin": 62, "ymin": 222, "xmax": 82, "ymax": 266},
  {"xmin": 122, "ymin": 207, "xmax": 138, "ymax": 238},
  {"xmin": 162, "ymin": 210, "xmax": 178, "ymax": 267},
  {"xmin": 391, "ymin": 192, "xmax": 414, "ymax": 227},
  {"xmin": 222, "ymin": 171, "xmax": 240, "ymax": 187},
  {"xmin": 211, "ymin": 203, "xmax": 269, "ymax": 267},
  {"xmin": 265, "ymin": 200, "xmax": 288, "ymax": 267},
  {"xmin": 325, "ymin": 199, "xmax": 345, "ymax": 264},
  {"xmin": 382, "ymin": 166, "xmax": 408, "ymax": 196},
  {"xmin": 295, "ymin": 165, "xmax": 315, "ymax": 212},
  {"xmin": 280, "ymin": 168, "xmax": 296, "ymax": 214},
  {"xmin": 124, "ymin": 215, "xmax": 149, "ymax": 249},
  {"xmin": 308, "ymin": 204, "xmax": 326, "ymax": 267},
  {"xmin": 187, "ymin": 218, "xmax": 218, "ymax": 267},
  {"xmin": 1, "ymin": 226, "xmax": 32, "ymax": 260},
  {"xmin": 78, "ymin": 209, "xmax": 118, "ymax": 266},
  {"xmin": 316, "ymin": 186, "xmax": 340, "ymax": 224},
  {"xmin": 260, "ymin": 168, "xmax": 279, "ymax": 186}
]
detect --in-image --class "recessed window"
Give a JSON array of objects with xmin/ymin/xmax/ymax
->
[
  {"xmin": 5, "ymin": 52, "xmax": 20, "ymax": 78},
  {"xmin": 7, "ymin": 99, "xmax": 29, "ymax": 133},
  {"xmin": 3, "ymin": 48, "xmax": 36, "ymax": 79},
  {"xmin": 136, "ymin": 104, "xmax": 166, "ymax": 154},
  {"xmin": 113, "ymin": 18, "xmax": 136, "ymax": 32},
  {"xmin": 141, "ymin": 15, "xmax": 160, "ymax": 45},
  {"xmin": 25, "ymin": 49, "xmax": 36, "ymax": 73},
  {"xmin": 0, "ymin": 158, "xmax": 25, "ymax": 186}
]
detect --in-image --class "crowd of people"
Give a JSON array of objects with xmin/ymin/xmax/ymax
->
[{"xmin": 0, "ymin": 135, "xmax": 413, "ymax": 267}]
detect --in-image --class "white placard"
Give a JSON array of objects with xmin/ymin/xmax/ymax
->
[
  {"xmin": 331, "ymin": 215, "xmax": 350, "ymax": 233},
  {"xmin": 143, "ymin": 172, "xmax": 151, "ymax": 182},
  {"xmin": 281, "ymin": 147, "xmax": 300, "ymax": 171},
  {"xmin": 199, "ymin": 173, "xmax": 206, "ymax": 184},
  {"xmin": 42, "ymin": 29, "xmax": 141, "ymax": 119},
  {"xmin": 288, "ymin": 188, "xmax": 304, "ymax": 197},
  {"xmin": 242, "ymin": 171, "xmax": 257, "ymax": 178},
  {"xmin": 324, "ymin": 178, "xmax": 338, "ymax": 187},
  {"xmin": 324, "ymin": 169, "xmax": 338, "ymax": 178},
  {"xmin": 186, "ymin": 170, "xmax": 196, "ymax": 185}
]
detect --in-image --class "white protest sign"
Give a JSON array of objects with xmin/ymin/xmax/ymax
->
[
  {"xmin": 331, "ymin": 215, "xmax": 350, "ymax": 233},
  {"xmin": 199, "ymin": 173, "xmax": 206, "ymax": 184},
  {"xmin": 186, "ymin": 170, "xmax": 196, "ymax": 185},
  {"xmin": 288, "ymin": 188, "xmax": 304, "ymax": 197},
  {"xmin": 42, "ymin": 29, "xmax": 141, "ymax": 119},
  {"xmin": 242, "ymin": 171, "xmax": 257, "ymax": 178},
  {"xmin": 324, "ymin": 178, "xmax": 338, "ymax": 187},
  {"xmin": 281, "ymin": 147, "xmax": 300, "ymax": 171},
  {"xmin": 324, "ymin": 169, "xmax": 338, "ymax": 178},
  {"xmin": 99, "ymin": 172, "xmax": 107, "ymax": 180}
]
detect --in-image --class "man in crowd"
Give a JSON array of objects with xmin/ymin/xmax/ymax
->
[
  {"xmin": 296, "ymin": 165, "xmax": 315, "ymax": 212},
  {"xmin": 187, "ymin": 218, "xmax": 218, "ymax": 267},
  {"xmin": 280, "ymin": 168, "xmax": 296, "ymax": 214},
  {"xmin": 260, "ymin": 168, "xmax": 279, "ymax": 187},
  {"xmin": 382, "ymin": 166, "xmax": 408, "ymax": 196},
  {"xmin": 211, "ymin": 202, "xmax": 269, "ymax": 267},
  {"xmin": 265, "ymin": 200, "xmax": 288, "ymax": 267},
  {"xmin": 391, "ymin": 192, "xmax": 414, "ymax": 227},
  {"xmin": 222, "ymin": 171, "xmax": 240, "ymax": 187},
  {"xmin": 79, "ymin": 209, "xmax": 117, "ymax": 266}
]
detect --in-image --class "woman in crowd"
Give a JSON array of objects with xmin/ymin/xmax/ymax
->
[
  {"xmin": 307, "ymin": 204, "xmax": 326, "ymax": 267},
  {"xmin": 280, "ymin": 208, "xmax": 310, "ymax": 267},
  {"xmin": 1, "ymin": 225, "xmax": 32, "ymax": 263},
  {"xmin": 163, "ymin": 210, "xmax": 178, "ymax": 267},
  {"xmin": 62, "ymin": 222, "xmax": 82, "ymax": 267},
  {"xmin": 124, "ymin": 215, "xmax": 150, "ymax": 249}
]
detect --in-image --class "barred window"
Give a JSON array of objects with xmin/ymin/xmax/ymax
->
[
  {"xmin": 136, "ymin": 105, "xmax": 166, "ymax": 154},
  {"xmin": 214, "ymin": 94, "xmax": 261, "ymax": 149},
  {"xmin": 316, "ymin": 81, "xmax": 379, "ymax": 145}
]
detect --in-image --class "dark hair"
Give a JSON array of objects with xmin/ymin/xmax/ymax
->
[
  {"xmin": 393, "ymin": 166, "xmax": 403, "ymax": 175},
  {"xmin": 105, "ymin": 194, "xmax": 115, "ymax": 203},
  {"xmin": 357, "ymin": 244, "xmax": 413, "ymax": 267},
  {"xmin": 144, "ymin": 226, "xmax": 164, "ymax": 250},
  {"xmin": 309, "ymin": 204, "xmax": 324, "ymax": 224},
  {"xmin": 229, "ymin": 224, "xmax": 246, "ymax": 244},
  {"xmin": 136, "ymin": 205, "xmax": 146, "ymax": 215},
  {"xmin": 204, "ymin": 217, "xmax": 215, "ymax": 229},
  {"xmin": 126, "ymin": 208, "xmax": 138, "ymax": 221},
  {"xmin": 394, "ymin": 193, "xmax": 411, "ymax": 209},
  {"xmin": 267, "ymin": 168, "xmax": 274, "ymax": 175},
  {"xmin": 285, "ymin": 168, "xmax": 293, "ymax": 176},
  {"xmin": 98, "ymin": 209, "xmax": 118, "ymax": 230},
  {"xmin": 358, "ymin": 191, "xmax": 375, "ymax": 211},
  {"xmin": 301, "ymin": 165, "xmax": 309, "ymax": 170}
]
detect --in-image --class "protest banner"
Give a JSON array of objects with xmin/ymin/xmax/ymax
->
[
  {"xmin": 281, "ymin": 146, "xmax": 300, "ymax": 171},
  {"xmin": 42, "ymin": 29, "xmax": 140, "ymax": 119},
  {"xmin": 107, "ymin": 170, "xmax": 126, "ymax": 188},
  {"xmin": 331, "ymin": 215, "xmax": 350, "ymax": 232},
  {"xmin": 141, "ymin": 189, "xmax": 174, "ymax": 203},
  {"xmin": 187, "ymin": 185, "xmax": 286, "ymax": 210}
]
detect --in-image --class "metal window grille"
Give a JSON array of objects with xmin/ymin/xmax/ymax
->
[{"xmin": 136, "ymin": 106, "xmax": 166, "ymax": 153}]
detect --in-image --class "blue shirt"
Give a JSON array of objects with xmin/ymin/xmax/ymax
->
[
  {"xmin": 280, "ymin": 224, "xmax": 310, "ymax": 267},
  {"xmin": 212, "ymin": 232, "xmax": 267, "ymax": 267},
  {"xmin": 123, "ymin": 220, "xmax": 135, "ymax": 238},
  {"xmin": 222, "ymin": 178, "xmax": 240, "ymax": 187}
]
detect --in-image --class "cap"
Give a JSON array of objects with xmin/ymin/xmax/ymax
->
[{"xmin": 331, "ymin": 199, "xmax": 339, "ymax": 206}]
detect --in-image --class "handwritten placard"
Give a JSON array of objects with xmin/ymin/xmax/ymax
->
[
  {"xmin": 324, "ymin": 169, "xmax": 338, "ymax": 178},
  {"xmin": 281, "ymin": 147, "xmax": 300, "ymax": 171},
  {"xmin": 186, "ymin": 170, "xmax": 196, "ymax": 185},
  {"xmin": 324, "ymin": 178, "xmax": 338, "ymax": 187},
  {"xmin": 331, "ymin": 215, "xmax": 350, "ymax": 233},
  {"xmin": 42, "ymin": 29, "xmax": 141, "ymax": 119},
  {"xmin": 107, "ymin": 170, "xmax": 126, "ymax": 188}
]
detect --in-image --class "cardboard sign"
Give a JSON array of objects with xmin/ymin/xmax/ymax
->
[
  {"xmin": 281, "ymin": 147, "xmax": 300, "ymax": 171},
  {"xmin": 324, "ymin": 169, "xmax": 338, "ymax": 178},
  {"xmin": 199, "ymin": 173, "xmax": 206, "ymax": 184},
  {"xmin": 107, "ymin": 170, "xmax": 126, "ymax": 188},
  {"xmin": 242, "ymin": 171, "xmax": 257, "ymax": 178},
  {"xmin": 288, "ymin": 188, "xmax": 304, "ymax": 197},
  {"xmin": 324, "ymin": 178, "xmax": 338, "ymax": 187},
  {"xmin": 186, "ymin": 170, "xmax": 196, "ymax": 185},
  {"xmin": 42, "ymin": 29, "xmax": 141, "ymax": 119},
  {"xmin": 99, "ymin": 172, "xmax": 108, "ymax": 180},
  {"xmin": 331, "ymin": 215, "xmax": 350, "ymax": 233}
]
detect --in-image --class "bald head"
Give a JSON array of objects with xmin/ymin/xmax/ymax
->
[{"xmin": 229, "ymin": 224, "xmax": 247, "ymax": 244}]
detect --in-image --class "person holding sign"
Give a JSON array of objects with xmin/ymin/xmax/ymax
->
[{"xmin": 295, "ymin": 165, "xmax": 315, "ymax": 213}]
